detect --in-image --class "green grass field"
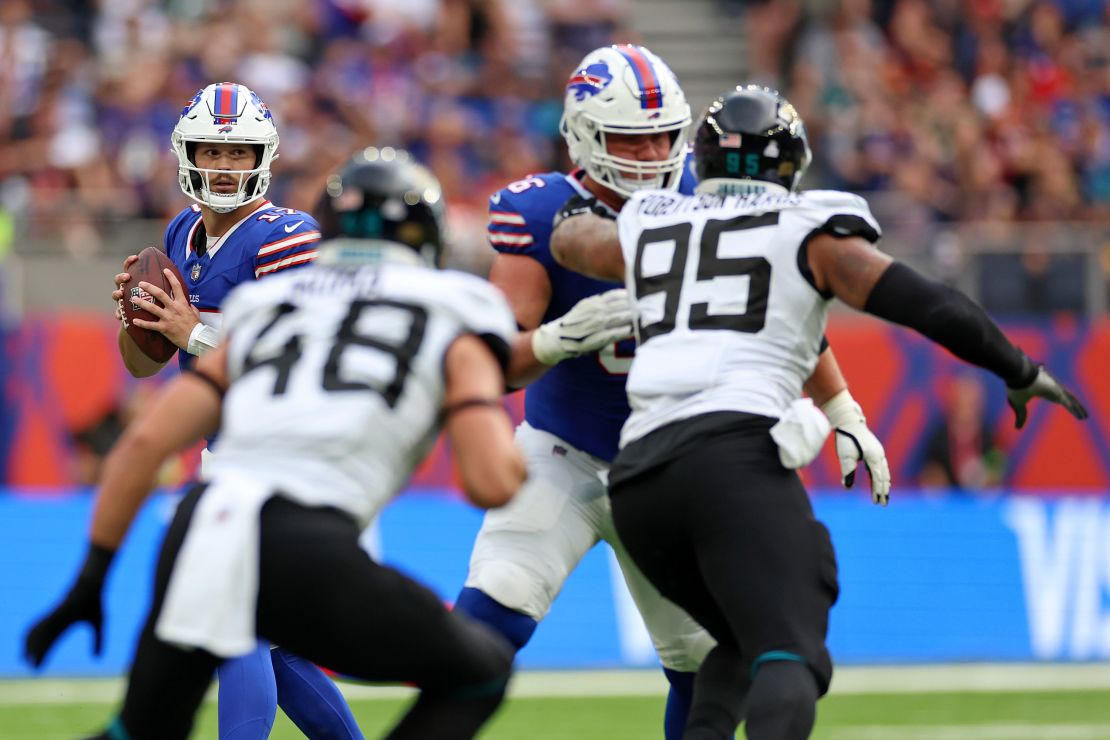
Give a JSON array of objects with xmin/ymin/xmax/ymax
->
[{"xmin": 4, "ymin": 666, "xmax": 1110, "ymax": 739}]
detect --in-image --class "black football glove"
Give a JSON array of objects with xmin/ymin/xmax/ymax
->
[
  {"xmin": 1006, "ymin": 364, "xmax": 1088, "ymax": 430},
  {"xmin": 24, "ymin": 544, "xmax": 115, "ymax": 669},
  {"xmin": 552, "ymin": 193, "xmax": 615, "ymax": 230}
]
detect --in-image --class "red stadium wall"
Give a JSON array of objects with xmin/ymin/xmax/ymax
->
[{"xmin": 2, "ymin": 312, "xmax": 1107, "ymax": 491}]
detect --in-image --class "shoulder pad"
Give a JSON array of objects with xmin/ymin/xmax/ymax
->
[
  {"xmin": 489, "ymin": 172, "xmax": 570, "ymax": 216},
  {"xmin": 798, "ymin": 190, "xmax": 881, "ymax": 243},
  {"xmin": 802, "ymin": 190, "xmax": 872, "ymax": 214},
  {"xmin": 432, "ymin": 272, "xmax": 515, "ymax": 333},
  {"xmin": 432, "ymin": 271, "xmax": 516, "ymax": 371},
  {"xmin": 259, "ymin": 207, "xmax": 320, "ymax": 238}
]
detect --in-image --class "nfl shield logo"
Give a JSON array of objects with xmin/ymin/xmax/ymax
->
[{"xmin": 191, "ymin": 263, "xmax": 202, "ymax": 281}]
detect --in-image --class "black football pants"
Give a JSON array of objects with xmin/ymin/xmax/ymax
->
[
  {"xmin": 98, "ymin": 485, "xmax": 513, "ymax": 740},
  {"xmin": 610, "ymin": 419, "xmax": 838, "ymax": 739}
]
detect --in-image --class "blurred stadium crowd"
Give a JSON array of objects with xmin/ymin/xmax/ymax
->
[
  {"xmin": 0, "ymin": 0, "xmax": 630, "ymax": 270},
  {"xmin": 743, "ymin": 0, "xmax": 1110, "ymax": 314},
  {"xmin": 2, "ymin": 0, "xmax": 1108, "ymax": 493},
  {"xmin": 2, "ymin": 0, "xmax": 1109, "ymax": 304}
]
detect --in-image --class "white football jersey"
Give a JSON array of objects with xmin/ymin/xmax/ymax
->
[
  {"xmin": 616, "ymin": 188, "xmax": 881, "ymax": 447},
  {"xmin": 205, "ymin": 262, "xmax": 516, "ymax": 527}
]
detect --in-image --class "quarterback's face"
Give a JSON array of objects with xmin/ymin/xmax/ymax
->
[
  {"xmin": 194, "ymin": 142, "xmax": 257, "ymax": 195},
  {"xmin": 605, "ymin": 131, "xmax": 672, "ymax": 168}
]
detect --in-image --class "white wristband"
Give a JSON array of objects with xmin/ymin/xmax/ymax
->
[
  {"xmin": 820, "ymin": 389, "xmax": 864, "ymax": 428},
  {"xmin": 530, "ymin": 324, "xmax": 566, "ymax": 366},
  {"xmin": 187, "ymin": 323, "xmax": 221, "ymax": 357}
]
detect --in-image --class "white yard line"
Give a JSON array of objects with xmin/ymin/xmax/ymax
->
[
  {"xmin": 821, "ymin": 724, "xmax": 1110, "ymax": 740},
  {"xmin": 4, "ymin": 663, "xmax": 1110, "ymax": 705},
  {"xmin": 827, "ymin": 663, "xmax": 1110, "ymax": 695}
]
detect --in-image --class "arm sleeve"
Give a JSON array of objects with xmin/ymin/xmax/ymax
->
[{"xmin": 864, "ymin": 262, "xmax": 1036, "ymax": 387}]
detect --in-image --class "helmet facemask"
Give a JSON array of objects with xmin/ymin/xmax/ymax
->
[
  {"xmin": 172, "ymin": 83, "xmax": 280, "ymax": 213},
  {"xmin": 560, "ymin": 45, "xmax": 692, "ymax": 199},
  {"xmin": 563, "ymin": 114, "xmax": 689, "ymax": 197}
]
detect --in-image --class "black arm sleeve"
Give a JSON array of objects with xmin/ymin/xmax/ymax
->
[{"xmin": 864, "ymin": 262, "xmax": 1037, "ymax": 388}]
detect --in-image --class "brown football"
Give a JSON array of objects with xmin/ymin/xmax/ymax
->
[{"xmin": 121, "ymin": 246, "xmax": 187, "ymax": 363}]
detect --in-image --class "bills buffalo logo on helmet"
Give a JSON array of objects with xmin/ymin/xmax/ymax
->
[
  {"xmin": 567, "ymin": 62, "xmax": 613, "ymax": 101},
  {"xmin": 180, "ymin": 90, "xmax": 203, "ymax": 119},
  {"xmin": 250, "ymin": 91, "xmax": 274, "ymax": 122}
]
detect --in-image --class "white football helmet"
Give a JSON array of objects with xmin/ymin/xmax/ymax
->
[
  {"xmin": 171, "ymin": 82, "xmax": 279, "ymax": 213},
  {"xmin": 560, "ymin": 44, "xmax": 691, "ymax": 198}
]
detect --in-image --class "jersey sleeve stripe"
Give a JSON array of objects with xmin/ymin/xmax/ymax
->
[
  {"xmin": 257, "ymin": 231, "xmax": 321, "ymax": 258},
  {"xmin": 255, "ymin": 250, "xmax": 318, "ymax": 278},
  {"xmin": 489, "ymin": 212, "xmax": 527, "ymax": 226},
  {"xmin": 487, "ymin": 232, "xmax": 534, "ymax": 247},
  {"xmin": 487, "ymin": 222, "xmax": 531, "ymax": 235}
]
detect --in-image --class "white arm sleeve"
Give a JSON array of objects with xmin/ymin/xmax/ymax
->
[{"xmin": 187, "ymin": 323, "xmax": 221, "ymax": 356}]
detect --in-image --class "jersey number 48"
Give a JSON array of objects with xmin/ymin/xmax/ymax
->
[{"xmin": 240, "ymin": 299, "xmax": 427, "ymax": 408}]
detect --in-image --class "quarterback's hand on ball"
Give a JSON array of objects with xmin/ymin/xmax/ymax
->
[
  {"xmin": 24, "ymin": 545, "xmax": 114, "ymax": 669},
  {"xmin": 131, "ymin": 269, "xmax": 201, "ymax": 349},
  {"xmin": 1006, "ymin": 364, "xmax": 1088, "ymax": 430},
  {"xmin": 532, "ymin": 289, "xmax": 634, "ymax": 365},
  {"xmin": 821, "ymin": 390, "xmax": 891, "ymax": 506},
  {"xmin": 552, "ymin": 193, "xmax": 615, "ymax": 230},
  {"xmin": 111, "ymin": 254, "xmax": 140, "ymax": 324}
]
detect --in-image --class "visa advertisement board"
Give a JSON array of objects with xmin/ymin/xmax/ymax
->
[{"xmin": 1, "ymin": 490, "xmax": 1106, "ymax": 676}]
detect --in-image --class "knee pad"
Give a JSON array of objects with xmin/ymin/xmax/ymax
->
[{"xmin": 655, "ymin": 629, "xmax": 716, "ymax": 673}]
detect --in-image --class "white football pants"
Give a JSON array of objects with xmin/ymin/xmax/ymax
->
[{"xmin": 464, "ymin": 422, "xmax": 714, "ymax": 671}]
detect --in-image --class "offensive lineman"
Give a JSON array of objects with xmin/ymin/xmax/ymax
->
[
  {"xmin": 551, "ymin": 85, "xmax": 1088, "ymax": 739},
  {"xmin": 454, "ymin": 46, "xmax": 890, "ymax": 738},
  {"xmin": 25, "ymin": 82, "xmax": 361, "ymax": 739},
  {"xmin": 22, "ymin": 150, "xmax": 522, "ymax": 740}
]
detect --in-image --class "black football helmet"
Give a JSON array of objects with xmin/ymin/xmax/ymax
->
[
  {"xmin": 694, "ymin": 85, "xmax": 811, "ymax": 194},
  {"xmin": 316, "ymin": 147, "xmax": 446, "ymax": 266}
]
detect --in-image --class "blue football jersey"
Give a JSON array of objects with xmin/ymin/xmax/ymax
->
[
  {"xmin": 487, "ymin": 162, "xmax": 697, "ymax": 462},
  {"xmin": 163, "ymin": 199, "xmax": 320, "ymax": 369}
]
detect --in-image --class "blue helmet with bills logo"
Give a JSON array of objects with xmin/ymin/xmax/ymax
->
[{"xmin": 694, "ymin": 85, "xmax": 811, "ymax": 195}]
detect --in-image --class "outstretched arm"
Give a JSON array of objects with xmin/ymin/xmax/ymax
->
[
  {"xmin": 807, "ymin": 234, "xmax": 1087, "ymax": 427},
  {"xmin": 492, "ymin": 252, "xmax": 633, "ymax": 387},
  {"xmin": 24, "ymin": 343, "xmax": 226, "ymax": 669}
]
